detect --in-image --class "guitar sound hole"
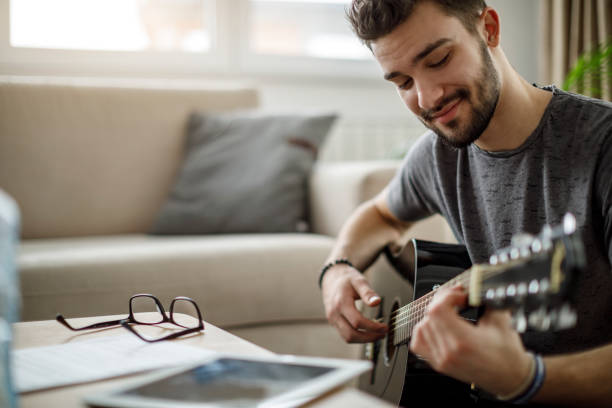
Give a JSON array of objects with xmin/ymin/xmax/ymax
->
[{"xmin": 384, "ymin": 301, "xmax": 400, "ymax": 366}]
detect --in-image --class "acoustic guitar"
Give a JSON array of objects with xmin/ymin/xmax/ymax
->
[{"xmin": 358, "ymin": 213, "xmax": 585, "ymax": 406}]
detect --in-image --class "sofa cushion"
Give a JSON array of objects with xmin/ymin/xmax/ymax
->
[
  {"xmin": 18, "ymin": 234, "xmax": 334, "ymax": 325},
  {"xmin": 151, "ymin": 112, "xmax": 337, "ymax": 235},
  {"xmin": 0, "ymin": 78, "xmax": 259, "ymax": 239}
]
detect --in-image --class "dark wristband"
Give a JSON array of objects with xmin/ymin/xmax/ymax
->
[
  {"xmin": 511, "ymin": 354, "xmax": 546, "ymax": 404},
  {"xmin": 318, "ymin": 258, "xmax": 354, "ymax": 288}
]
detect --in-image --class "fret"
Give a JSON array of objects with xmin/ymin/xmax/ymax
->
[{"xmin": 390, "ymin": 267, "xmax": 474, "ymax": 346}]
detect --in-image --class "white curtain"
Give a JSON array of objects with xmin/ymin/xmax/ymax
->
[{"xmin": 539, "ymin": 0, "xmax": 611, "ymax": 101}]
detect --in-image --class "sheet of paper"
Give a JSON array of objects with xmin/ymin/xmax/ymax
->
[{"xmin": 13, "ymin": 334, "xmax": 215, "ymax": 393}]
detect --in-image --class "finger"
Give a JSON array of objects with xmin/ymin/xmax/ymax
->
[
  {"xmin": 410, "ymin": 319, "xmax": 434, "ymax": 359},
  {"xmin": 335, "ymin": 315, "xmax": 386, "ymax": 343},
  {"xmin": 428, "ymin": 284, "xmax": 468, "ymax": 312},
  {"xmin": 419, "ymin": 322, "xmax": 443, "ymax": 365},
  {"xmin": 478, "ymin": 308, "xmax": 513, "ymax": 328},
  {"xmin": 342, "ymin": 303, "xmax": 388, "ymax": 333},
  {"xmin": 351, "ymin": 275, "xmax": 381, "ymax": 306}
]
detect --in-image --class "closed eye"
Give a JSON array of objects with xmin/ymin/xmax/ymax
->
[
  {"xmin": 398, "ymin": 77, "xmax": 413, "ymax": 90},
  {"xmin": 428, "ymin": 52, "xmax": 451, "ymax": 68}
]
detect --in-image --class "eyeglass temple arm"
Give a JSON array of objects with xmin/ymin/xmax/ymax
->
[
  {"xmin": 120, "ymin": 320, "xmax": 203, "ymax": 343},
  {"xmin": 56, "ymin": 314, "xmax": 126, "ymax": 331}
]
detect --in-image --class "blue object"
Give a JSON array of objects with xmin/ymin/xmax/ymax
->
[{"xmin": 0, "ymin": 189, "xmax": 20, "ymax": 408}]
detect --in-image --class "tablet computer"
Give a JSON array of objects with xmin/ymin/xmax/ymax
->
[{"xmin": 84, "ymin": 353, "xmax": 371, "ymax": 408}]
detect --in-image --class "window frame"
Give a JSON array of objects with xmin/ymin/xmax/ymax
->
[{"xmin": 0, "ymin": 0, "xmax": 379, "ymax": 79}]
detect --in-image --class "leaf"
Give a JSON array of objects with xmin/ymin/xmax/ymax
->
[{"xmin": 563, "ymin": 39, "xmax": 612, "ymax": 97}]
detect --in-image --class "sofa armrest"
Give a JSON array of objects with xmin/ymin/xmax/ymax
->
[
  {"xmin": 309, "ymin": 161, "xmax": 457, "ymax": 243},
  {"xmin": 309, "ymin": 161, "xmax": 400, "ymax": 237}
]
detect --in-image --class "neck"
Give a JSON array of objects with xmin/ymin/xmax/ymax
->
[{"xmin": 474, "ymin": 54, "xmax": 553, "ymax": 152}]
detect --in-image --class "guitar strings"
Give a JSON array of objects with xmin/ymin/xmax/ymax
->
[
  {"xmin": 385, "ymin": 272, "xmax": 468, "ymax": 343},
  {"xmin": 389, "ymin": 272, "xmax": 473, "ymax": 327},
  {"xmin": 384, "ymin": 265, "xmax": 509, "ymax": 342},
  {"xmin": 389, "ymin": 271, "xmax": 469, "ymax": 322},
  {"xmin": 388, "ymin": 263, "xmax": 508, "ymax": 324}
]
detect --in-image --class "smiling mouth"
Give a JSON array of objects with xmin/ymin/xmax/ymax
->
[{"xmin": 432, "ymin": 99, "xmax": 461, "ymax": 125}]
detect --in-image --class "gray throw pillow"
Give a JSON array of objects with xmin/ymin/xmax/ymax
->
[{"xmin": 151, "ymin": 111, "xmax": 336, "ymax": 234}]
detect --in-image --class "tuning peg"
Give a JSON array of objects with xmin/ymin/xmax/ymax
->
[
  {"xmin": 512, "ymin": 308, "xmax": 528, "ymax": 333},
  {"xmin": 540, "ymin": 224, "xmax": 553, "ymax": 240},
  {"xmin": 510, "ymin": 248, "xmax": 520, "ymax": 260},
  {"xmin": 528, "ymin": 305, "xmax": 552, "ymax": 331},
  {"xmin": 519, "ymin": 247, "xmax": 531, "ymax": 258},
  {"xmin": 563, "ymin": 213, "xmax": 577, "ymax": 234},
  {"xmin": 528, "ymin": 279, "xmax": 540, "ymax": 295},
  {"xmin": 495, "ymin": 286, "xmax": 506, "ymax": 301},
  {"xmin": 539, "ymin": 278, "xmax": 550, "ymax": 294},
  {"xmin": 556, "ymin": 303, "xmax": 577, "ymax": 330},
  {"xmin": 511, "ymin": 233, "xmax": 535, "ymax": 248},
  {"xmin": 530, "ymin": 239, "xmax": 543, "ymax": 253}
]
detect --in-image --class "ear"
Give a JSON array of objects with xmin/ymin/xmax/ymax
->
[{"xmin": 479, "ymin": 7, "xmax": 500, "ymax": 47}]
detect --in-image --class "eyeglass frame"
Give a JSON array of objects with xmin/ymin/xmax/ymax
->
[{"xmin": 56, "ymin": 293, "xmax": 204, "ymax": 343}]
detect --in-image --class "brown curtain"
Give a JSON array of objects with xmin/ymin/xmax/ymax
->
[{"xmin": 539, "ymin": 0, "xmax": 612, "ymax": 100}]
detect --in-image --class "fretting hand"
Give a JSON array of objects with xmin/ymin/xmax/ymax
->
[{"xmin": 410, "ymin": 284, "xmax": 533, "ymax": 396}]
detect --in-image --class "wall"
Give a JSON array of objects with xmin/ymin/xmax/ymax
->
[
  {"xmin": 256, "ymin": 0, "xmax": 542, "ymax": 161},
  {"xmin": 0, "ymin": 0, "xmax": 542, "ymax": 161}
]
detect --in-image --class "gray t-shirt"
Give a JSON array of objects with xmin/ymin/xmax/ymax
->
[{"xmin": 387, "ymin": 86, "xmax": 612, "ymax": 354}]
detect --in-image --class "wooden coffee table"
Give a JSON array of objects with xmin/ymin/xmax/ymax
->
[{"xmin": 14, "ymin": 314, "xmax": 393, "ymax": 408}]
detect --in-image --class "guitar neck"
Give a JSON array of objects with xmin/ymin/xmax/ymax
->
[
  {"xmin": 389, "ymin": 269, "xmax": 472, "ymax": 346},
  {"xmin": 389, "ymin": 240, "xmax": 572, "ymax": 346}
]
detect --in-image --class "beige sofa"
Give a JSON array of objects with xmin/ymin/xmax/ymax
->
[{"xmin": 0, "ymin": 76, "xmax": 453, "ymax": 360}]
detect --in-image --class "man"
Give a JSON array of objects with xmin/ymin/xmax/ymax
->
[{"xmin": 320, "ymin": 0, "xmax": 612, "ymax": 406}]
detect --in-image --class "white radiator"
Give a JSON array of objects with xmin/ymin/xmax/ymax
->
[{"xmin": 319, "ymin": 115, "xmax": 426, "ymax": 162}]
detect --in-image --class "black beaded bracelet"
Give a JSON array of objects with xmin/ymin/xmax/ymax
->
[{"xmin": 318, "ymin": 258, "xmax": 354, "ymax": 288}]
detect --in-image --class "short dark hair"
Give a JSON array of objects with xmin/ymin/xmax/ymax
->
[{"xmin": 347, "ymin": 0, "xmax": 487, "ymax": 48}]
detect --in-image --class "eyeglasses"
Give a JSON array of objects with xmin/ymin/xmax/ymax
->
[{"xmin": 56, "ymin": 294, "xmax": 204, "ymax": 343}]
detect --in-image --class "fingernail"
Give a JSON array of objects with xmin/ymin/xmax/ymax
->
[{"xmin": 368, "ymin": 295, "xmax": 380, "ymax": 304}]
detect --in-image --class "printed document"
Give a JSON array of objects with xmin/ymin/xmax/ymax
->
[{"xmin": 13, "ymin": 334, "xmax": 214, "ymax": 393}]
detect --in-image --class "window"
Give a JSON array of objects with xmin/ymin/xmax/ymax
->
[
  {"xmin": 10, "ymin": 0, "xmax": 215, "ymax": 52},
  {"xmin": 249, "ymin": 0, "xmax": 369, "ymax": 60},
  {"xmin": 2, "ymin": 0, "xmax": 375, "ymax": 78}
]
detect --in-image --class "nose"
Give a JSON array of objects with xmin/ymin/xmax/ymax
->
[{"xmin": 415, "ymin": 80, "xmax": 444, "ymax": 112}]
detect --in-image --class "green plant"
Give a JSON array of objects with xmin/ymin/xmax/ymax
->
[{"xmin": 563, "ymin": 39, "xmax": 612, "ymax": 99}]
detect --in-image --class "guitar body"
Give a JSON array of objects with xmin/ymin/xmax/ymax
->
[
  {"xmin": 357, "ymin": 246, "xmax": 411, "ymax": 404},
  {"xmin": 359, "ymin": 239, "xmax": 475, "ymax": 405}
]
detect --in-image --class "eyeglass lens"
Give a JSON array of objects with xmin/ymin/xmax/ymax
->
[
  {"xmin": 129, "ymin": 295, "xmax": 201, "ymax": 329},
  {"xmin": 170, "ymin": 298, "xmax": 201, "ymax": 329},
  {"xmin": 130, "ymin": 296, "xmax": 166, "ymax": 324}
]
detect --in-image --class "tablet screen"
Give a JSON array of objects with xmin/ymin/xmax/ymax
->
[{"xmin": 119, "ymin": 358, "xmax": 335, "ymax": 407}]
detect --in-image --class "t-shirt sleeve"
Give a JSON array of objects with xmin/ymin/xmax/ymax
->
[{"xmin": 386, "ymin": 132, "xmax": 441, "ymax": 222}]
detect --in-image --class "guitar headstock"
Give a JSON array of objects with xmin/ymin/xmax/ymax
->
[{"xmin": 468, "ymin": 213, "xmax": 586, "ymax": 333}]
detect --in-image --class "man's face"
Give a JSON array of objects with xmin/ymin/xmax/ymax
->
[{"xmin": 371, "ymin": 2, "xmax": 500, "ymax": 148}]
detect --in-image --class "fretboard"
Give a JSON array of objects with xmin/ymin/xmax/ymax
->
[{"xmin": 389, "ymin": 268, "xmax": 473, "ymax": 346}]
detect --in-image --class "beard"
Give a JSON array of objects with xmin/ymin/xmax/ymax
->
[{"xmin": 419, "ymin": 39, "xmax": 500, "ymax": 149}]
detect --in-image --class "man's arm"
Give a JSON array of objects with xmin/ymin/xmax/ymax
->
[
  {"xmin": 320, "ymin": 189, "xmax": 412, "ymax": 343},
  {"xmin": 534, "ymin": 342, "xmax": 612, "ymax": 406}
]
